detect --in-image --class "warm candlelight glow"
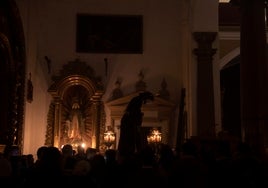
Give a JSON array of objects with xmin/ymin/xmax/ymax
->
[
  {"xmin": 147, "ymin": 128, "xmax": 162, "ymax": 144},
  {"xmin": 81, "ymin": 143, "xmax": 86, "ymax": 148},
  {"xmin": 104, "ymin": 129, "xmax": 115, "ymax": 149},
  {"xmin": 104, "ymin": 131, "xmax": 115, "ymax": 142}
]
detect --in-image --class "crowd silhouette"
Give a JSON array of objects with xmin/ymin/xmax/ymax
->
[{"xmin": 1, "ymin": 139, "xmax": 268, "ymax": 188}]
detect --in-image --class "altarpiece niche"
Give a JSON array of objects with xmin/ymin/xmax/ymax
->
[{"xmin": 45, "ymin": 59, "xmax": 106, "ymax": 150}]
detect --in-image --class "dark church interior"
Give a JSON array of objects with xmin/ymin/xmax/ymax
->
[{"xmin": 1, "ymin": 0, "xmax": 268, "ymax": 187}]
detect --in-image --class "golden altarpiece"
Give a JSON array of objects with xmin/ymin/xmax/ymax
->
[
  {"xmin": 45, "ymin": 59, "xmax": 106, "ymax": 150},
  {"xmin": 45, "ymin": 60, "xmax": 176, "ymax": 151}
]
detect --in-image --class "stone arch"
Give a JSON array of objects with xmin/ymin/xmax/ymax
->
[
  {"xmin": 0, "ymin": 0, "xmax": 26, "ymax": 151},
  {"xmin": 219, "ymin": 47, "xmax": 240, "ymax": 70}
]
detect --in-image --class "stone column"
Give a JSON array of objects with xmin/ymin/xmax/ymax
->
[
  {"xmin": 91, "ymin": 100, "xmax": 102, "ymax": 150},
  {"xmin": 53, "ymin": 98, "xmax": 61, "ymax": 148},
  {"xmin": 233, "ymin": 0, "xmax": 268, "ymax": 157},
  {"xmin": 193, "ymin": 32, "xmax": 217, "ymax": 139}
]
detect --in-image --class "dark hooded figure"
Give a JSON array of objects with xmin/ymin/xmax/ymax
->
[{"xmin": 118, "ymin": 91, "xmax": 154, "ymax": 158}]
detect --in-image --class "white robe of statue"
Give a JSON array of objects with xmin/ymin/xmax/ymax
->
[{"xmin": 68, "ymin": 101, "xmax": 84, "ymax": 140}]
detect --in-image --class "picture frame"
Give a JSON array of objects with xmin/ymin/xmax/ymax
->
[
  {"xmin": 27, "ymin": 73, "xmax": 33, "ymax": 103},
  {"xmin": 76, "ymin": 14, "xmax": 143, "ymax": 54}
]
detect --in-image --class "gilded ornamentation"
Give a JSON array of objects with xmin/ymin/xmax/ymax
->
[{"xmin": 46, "ymin": 59, "xmax": 105, "ymax": 150}]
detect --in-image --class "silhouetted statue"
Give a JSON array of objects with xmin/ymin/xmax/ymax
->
[{"xmin": 118, "ymin": 91, "xmax": 154, "ymax": 158}]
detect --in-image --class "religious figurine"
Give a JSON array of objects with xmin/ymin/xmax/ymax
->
[
  {"xmin": 65, "ymin": 97, "xmax": 85, "ymax": 144},
  {"xmin": 135, "ymin": 70, "xmax": 147, "ymax": 91},
  {"xmin": 111, "ymin": 79, "xmax": 123, "ymax": 100},
  {"xmin": 157, "ymin": 78, "xmax": 170, "ymax": 100}
]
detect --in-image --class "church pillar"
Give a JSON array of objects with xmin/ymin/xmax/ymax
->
[
  {"xmin": 91, "ymin": 100, "xmax": 102, "ymax": 150},
  {"xmin": 193, "ymin": 32, "xmax": 217, "ymax": 139},
  {"xmin": 53, "ymin": 98, "xmax": 61, "ymax": 148},
  {"xmin": 233, "ymin": 0, "xmax": 268, "ymax": 157}
]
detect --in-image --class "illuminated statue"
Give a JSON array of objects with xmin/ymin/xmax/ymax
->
[{"xmin": 66, "ymin": 98, "xmax": 85, "ymax": 143}]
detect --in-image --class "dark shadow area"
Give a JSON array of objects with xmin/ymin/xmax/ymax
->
[{"xmin": 220, "ymin": 55, "xmax": 241, "ymax": 139}]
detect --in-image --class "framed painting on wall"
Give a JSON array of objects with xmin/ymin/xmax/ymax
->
[{"xmin": 76, "ymin": 14, "xmax": 143, "ymax": 54}]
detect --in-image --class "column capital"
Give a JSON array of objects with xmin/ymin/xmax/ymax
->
[
  {"xmin": 193, "ymin": 32, "xmax": 217, "ymax": 62},
  {"xmin": 193, "ymin": 32, "xmax": 217, "ymax": 49},
  {"xmin": 230, "ymin": 0, "xmax": 268, "ymax": 6}
]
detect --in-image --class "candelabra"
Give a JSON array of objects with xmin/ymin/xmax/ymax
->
[
  {"xmin": 147, "ymin": 128, "xmax": 162, "ymax": 144},
  {"xmin": 104, "ymin": 128, "xmax": 115, "ymax": 149},
  {"xmin": 147, "ymin": 128, "xmax": 162, "ymax": 156}
]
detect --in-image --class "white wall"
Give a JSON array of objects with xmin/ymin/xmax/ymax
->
[
  {"xmin": 190, "ymin": 0, "xmax": 221, "ymax": 136},
  {"xmin": 16, "ymin": 0, "xmax": 220, "ymax": 155},
  {"xmin": 16, "ymin": 0, "xmax": 53, "ymax": 158}
]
